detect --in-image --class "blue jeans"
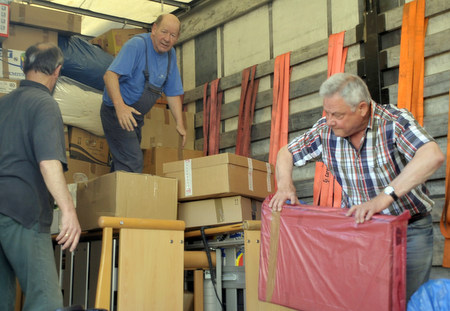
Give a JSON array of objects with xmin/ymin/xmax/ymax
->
[
  {"xmin": 0, "ymin": 214, "xmax": 63, "ymax": 311},
  {"xmin": 406, "ymin": 214, "xmax": 433, "ymax": 302}
]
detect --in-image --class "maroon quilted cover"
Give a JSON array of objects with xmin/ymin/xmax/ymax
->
[{"xmin": 258, "ymin": 195, "xmax": 409, "ymax": 311}]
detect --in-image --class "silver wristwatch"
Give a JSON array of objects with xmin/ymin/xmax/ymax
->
[{"xmin": 383, "ymin": 186, "xmax": 398, "ymax": 201}]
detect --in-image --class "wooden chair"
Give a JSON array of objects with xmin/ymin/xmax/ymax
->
[{"xmin": 94, "ymin": 216, "xmax": 185, "ymax": 311}]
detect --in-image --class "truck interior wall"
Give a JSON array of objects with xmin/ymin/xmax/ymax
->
[{"xmin": 177, "ymin": 0, "xmax": 450, "ymax": 279}]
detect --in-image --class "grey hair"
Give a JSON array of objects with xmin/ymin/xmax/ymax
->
[
  {"xmin": 319, "ymin": 73, "xmax": 372, "ymax": 110},
  {"xmin": 22, "ymin": 42, "xmax": 64, "ymax": 75}
]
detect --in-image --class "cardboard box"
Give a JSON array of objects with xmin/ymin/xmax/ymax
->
[
  {"xmin": 10, "ymin": 2, "xmax": 81, "ymax": 34},
  {"xmin": 140, "ymin": 107, "xmax": 195, "ymax": 150},
  {"xmin": 69, "ymin": 127, "xmax": 110, "ymax": 166},
  {"xmin": 179, "ymin": 196, "xmax": 261, "ymax": 229},
  {"xmin": 2, "ymin": 24, "xmax": 58, "ymax": 51},
  {"xmin": 90, "ymin": 28, "xmax": 148, "ymax": 56},
  {"xmin": 64, "ymin": 125, "xmax": 69, "ymax": 151},
  {"xmin": 64, "ymin": 158, "xmax": 111, "ymax": 184},
  {"xmin": 50, "ymin": 184, "xmax": 77, "ymax": 234},
  {"xmin": 163, "ymin": 153, "xmax": 274, "ymax": 201},
  {"xmin": 0, "ymin": 78, "xmax": 19, "ymax": 97},
  {"xmin": 76, "ymin": 171, "xmax": 178, "ymax": 230},
  {"xmin": 143, "ymin": 147, "xmax": 203, "ymax": 176}
]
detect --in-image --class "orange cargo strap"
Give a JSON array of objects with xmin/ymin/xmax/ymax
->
[
  {"xmin": 313, "ymin": 31, "xmax": 347, "ymax": 208},
  {"xmin": 441, "ymin": 84, "xmax": 450, "ymax": 267},
  {"xmin": 269, "ymin": 52, "xmax": 292, "ymax": 172},
  {"xmin": 236, "ymin": 65, "xmax": 259, "ymax": 157},
  {"xmin": 397, "ymin": 0, "xmax": 427, "ymax": 126},
  {"xmin": 202, "ymin": 79, "xmax": 223, "ymax": 156}
]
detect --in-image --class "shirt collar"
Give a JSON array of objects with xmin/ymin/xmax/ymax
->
[
  {"xmin": 19, "ymin": 80, "xmax": 51, "ymax": 95},
  {"xmin": 366, "ymin": 100, "xmax": 375, "ymax": 131}
]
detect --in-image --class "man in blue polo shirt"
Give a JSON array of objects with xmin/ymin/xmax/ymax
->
[{"xmin": 100, "ymin": 13, "xmax": 186, "ymax": 172}]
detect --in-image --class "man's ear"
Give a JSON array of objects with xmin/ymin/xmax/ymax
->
[
  {"xmin": 358, "ymin": 101, "xmax": 370, "ymax": 116},
  {"xmin": 53, "ymin": 64, "xmax": 62, "ymax": 77}
]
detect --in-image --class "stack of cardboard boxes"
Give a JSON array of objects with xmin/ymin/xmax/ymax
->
[
  {"xmin": 0, "ymin": 2, "xmax": 81, "ymax": 95},
  {"xmin": 163, "ymin": 153, "xmax": 275, "ymax": 229},
  {"xmin": 74, "ymin": 104, "xmax": 201, "ymax": 231}
]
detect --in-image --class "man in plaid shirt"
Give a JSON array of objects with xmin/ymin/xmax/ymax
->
[{"xmin": 269, "ymin": 73, "xmax": 444, "ymax": 302}]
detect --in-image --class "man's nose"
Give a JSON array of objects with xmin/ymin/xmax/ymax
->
[{"xmin": 326, "ymin": 117, "xmax": 335, "ymax": 127}]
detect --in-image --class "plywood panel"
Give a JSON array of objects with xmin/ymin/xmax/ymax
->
[
  {"xmin": 117, "ymin": 229, "xmax": 184, "ymax": 310},
  {"xmin": 272, "ymin": 0, "xmax": 328, "ymax": 56},
  {"xmin": 182, "ymin": 39, "xmax": 196, "ymax": 92},
  {"xmin": 195, "ymin": 29, "xmax": 218, "ymax": 86},
  {"xmin": 331, "ymin": 0, "xmax": 363, "ymax": 34},
  {"xmin": 223, "ymin": 5, "xmax": 270, "ymax": 76}
]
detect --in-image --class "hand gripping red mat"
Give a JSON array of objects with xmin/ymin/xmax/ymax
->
[{"xmin": 258, "ymin": 196, "xmax": 410, "ymax": 311}]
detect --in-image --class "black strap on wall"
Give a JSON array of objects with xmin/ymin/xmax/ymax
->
[{"xmin": 357, "ymin": 0, "xmax": 389, "ymax": 105}]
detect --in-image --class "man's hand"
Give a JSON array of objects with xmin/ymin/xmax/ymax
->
[
  {"xmin": 345, "ymin": 194, "xmax": 391, "ymax": 223},
  {"xmin": 269, "ymin": 183, "xmax": 299, "ymax": 212},
  {"xmin": 176, "ymin": 123, "xmax": 187, "ymax": 148},
  {"xmin": 115, "ymin": 103, "xmax": 141, "ymax": 131},
  {"xmin": 55, "ymin": 208, "xmax": 81, "ymax": 252}
]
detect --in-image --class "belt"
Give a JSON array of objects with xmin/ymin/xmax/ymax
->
[{"xmin": 408, "ymin": 211, "xmax": 430, "ymax": 224}]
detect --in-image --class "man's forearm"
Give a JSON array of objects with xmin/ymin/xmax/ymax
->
[
  {"xmin": 276, "ymin": 145, "xmax": 295, "ymax": 187},
  {"xmin": 167, "ymin": 95, "xmax": 184, "ymax": 126},
  {"xmin": 104, "ymin": 70, "xmax": 125, "ymax": 109},
  {"xmin": 390, "ymin": 141, "xmax": 444, "ymax": 197},
  {"xmin": 39, "ymin": 160, "xmax": 75, "ymax": 212}
]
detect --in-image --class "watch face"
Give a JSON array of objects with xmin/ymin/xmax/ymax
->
[{"xmin": 384, "ymin": 186, "xmax": 394, "ymax": 194}]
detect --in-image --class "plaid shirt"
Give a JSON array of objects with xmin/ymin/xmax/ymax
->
[{"xmin": 288, "ymin": 102, "xmax": 435, "ymax": 216}]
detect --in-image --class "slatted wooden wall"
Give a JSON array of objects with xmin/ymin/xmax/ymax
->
[{"xmin": 177, "ymin": 0, "xmax": 450, "ymax": 278}]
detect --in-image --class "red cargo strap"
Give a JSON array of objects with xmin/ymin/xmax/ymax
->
[
  {"xmin": 398, "ymin": 0, "xmax": 427, "ymax": 126},
  {"xmin": 313, "ymin": 32, "xmax": 347, "ymax": 208},
  {"xmin": 236, "ymin": 65, "xmax": 260, "ymax": 157},
  {"xmin": 202, "ymin": 79, "xmax": 223, "ymax": 156},
  {"xmin": 441, "ymin": 83, "xmax": 450, "ymax": 267},
  {"xmin": 269, "ymin": 52, "xmax": 292, "ymax": 172}
]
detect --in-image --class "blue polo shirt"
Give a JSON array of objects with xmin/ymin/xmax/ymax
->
[{"xmin": 102, "ymin": 34, "xmax": 183, "ymax": 107}]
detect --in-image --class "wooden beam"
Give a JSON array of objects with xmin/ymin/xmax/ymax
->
[
  {"xmin": 380, "ymin": 28, "xmax": 450, "ymax": 69},
  {"xmin": 382, "ymin": 0, "xmax": 450, "ymax": 32}
]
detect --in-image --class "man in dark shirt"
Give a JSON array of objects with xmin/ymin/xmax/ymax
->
[{"xmin": 0, "ymin": 42, "xmax": 81, "ymax": 311}]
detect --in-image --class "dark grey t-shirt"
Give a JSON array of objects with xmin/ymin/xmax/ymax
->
[{"xmin": 0, "ymin": 80, "xmax": 67, "ymax": 233}]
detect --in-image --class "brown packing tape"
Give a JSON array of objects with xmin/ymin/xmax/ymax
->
[
  {"xmin": 214, "ymin": 199, "xmax": 224, "ymax": 223},
  {"xmin": 251, "ymin": 200, "xmax": 257, "ymax": 220},
  {"xmin": 178, "ymin": 107, "xmax": 187, "ymax": 155},
  {"xmin": 177, "ymin": 140, "xmax": 183, "ymax": 160},
  {"xmin": 151, "ymin": 148, "xmax": 156, "ymax": 166},
  {"xmin": 266, "ymin": 211, "xmax": 281, "ymax": 302},
  {"xmin": 68, "ymin": 14, "xmax": 75, "ymax": 33},
  {"xmin": 43, "ymin": 30, "xmax": 49, "ymax": 43},
  {"xmin": 19, "ymin": 5, "xmax": 25, "ymax": 23},
  {"xmin": 2, "ymin": 49, "xmax": 9, "ymax": 79},
  {"xmin": 164, "ymin": 108, "xmax": 170, "ymax": 125}
]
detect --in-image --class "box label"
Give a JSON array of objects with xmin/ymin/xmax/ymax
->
[
  {"xmin": 0, "ymin": 79, "xmax": 17, "ymax": 94},
  {"xmin": 248, "ymin": 158, "xmax": 254, "ymax": 191},
  {"xmin": 0, "ymin": 4, "xmax": 9, "ymax": 37},
  {"xmin": 0, "ymin": 48, "xmax": 25, "ymax": 79},
  {"xmin": 184, "ymin": 159, "xmax": 193, "ymax": 196}
]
